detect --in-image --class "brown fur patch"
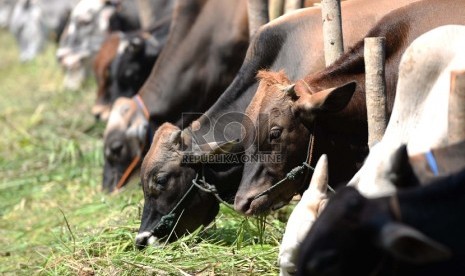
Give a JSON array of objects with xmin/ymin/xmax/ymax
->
[
  {"xmin": 93, "ymin": 33, "xmax": 121, "ymax": 103},
  {"xmin": 246, "ymin": 69, "xmax": 293, "ymax": 118},
  {"xmin": 256, "ymin": 69, "xmax": 291, "ymax": 88}
]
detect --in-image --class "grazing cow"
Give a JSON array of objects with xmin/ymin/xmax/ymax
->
[
  {"xmin": 297, "ymin": 165, "xmax": 465, "ymax": 276},
  {"xmin": 57, "ymin": 0, "xmax": 140, "ymax": 90},
  {"xmin": 93, "ymin": 13, "xmax": 172, "ymax": 121},
  {"xmin": 135, "ymin": 0, "xmax": 417, "ymax": 247},
  {"xmin": 0, "ymin": 0, "xmax": 14, "ymax": 29},
  {"xmin": 234, "ymin": 0, "xmax": 465, "ymax": 216},
  {"xmin": 8, "ymin": 0, "xmax": 77, "ymax": 61},
  {"xmin": 103, "ymin": 0, "xmax": 249, "ymax": 193}
]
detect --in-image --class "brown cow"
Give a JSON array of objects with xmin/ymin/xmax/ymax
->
[
  {"xmin": 136, "ymin": 0, "xmax": 419, "ymax": 247},
  {"xmin": 92, "ymin": 33, "xmax": 121, "ymax": 120},
  {"xmin": 235, "ymin": 0, "xmax": 465, "ymax": 215},
  {"xmin": 92, "ymin": 18, "xmax": 171, "ymax": 121},
  {"xmin": 103, "ymin": 0, "xmax": 249, "ymax": 192}
]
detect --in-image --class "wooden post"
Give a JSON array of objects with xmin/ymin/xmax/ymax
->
[
  {"xmin": 321, "ymin": 0, "xmax": 343, "ymax": 66},
  {"xmin": 448, "ymin": 70, "xmax": 465, "ymax": 144},
  {"xmin": 269, "ymin": 0, "xmax": 284, "ymax": 20},
  {"xmin": 284, "ymin": 0, "xmax": 303, "ymax": 14},
  {"xmin": 364, "ymin": 37, "xmax": 387, "ymax": 148},
  {"xmin": 136, "ymin": 0, "xmax": 156, "ymax": 30},
  {"xmin": 247, "ymin": 0, "xmax": 269, "ymax": 38}
]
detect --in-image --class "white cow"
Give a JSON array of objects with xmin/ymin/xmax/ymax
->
[
  {"xmin": 9, "ymin": 0, "xmax": 77, "ymax": 62},
  {"xmin": 278, "ymin": 155, "xmax": 329, "ymax": 276},
  {"xmin": 349, "ymin": 24, "xmax": 465, "ymax": 197},
  {"xmin": 57, "ymin": 0, "xmax": 140, "ymax": 90},
  {"xmin": 0, "ymin": 0, "xmax": 14, "ymax": 29},
  {"xmin": 279, "ymin": 24, "xmax": 465, "ymax": 275}
]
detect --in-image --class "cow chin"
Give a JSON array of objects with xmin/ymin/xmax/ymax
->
[{"xmin": 236, "ymin": 186, "xmax": 294, "ymax": 216}]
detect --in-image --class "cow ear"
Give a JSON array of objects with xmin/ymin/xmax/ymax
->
[
  {"xmin": 310, "ymin": 81, "xmax": 357, "ymax": 113},
  {"xmin": 385, "ymin": 145, "xmax": 419, "ymax": 188},
  {"xmin": 380, "ymin": 222, "xmax": 451, "ymax": 264}
]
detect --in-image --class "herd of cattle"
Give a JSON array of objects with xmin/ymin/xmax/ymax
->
[{"xmin": 3, "ymin": 0, "xmax": 465, "ymax": 274}]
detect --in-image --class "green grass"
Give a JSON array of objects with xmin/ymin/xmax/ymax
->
[{"xmin": 0, "ymin": 30, "xmax": 294, "ymax": 275}]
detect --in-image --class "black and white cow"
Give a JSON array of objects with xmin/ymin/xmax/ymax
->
[
  {"xmin": 297, "ymin": 164, "xmax": 465, "ymax": 276},
  {"xmin": 8, "ymin": 0, "xmax": 77, "ymax": 61},
  {"xmin": 0, "ymin": 0, "xmax": 14, "ymax": 29},
  {"xmin": 57, "ymin": 0, "xmax": 140, "ymax": 90}
]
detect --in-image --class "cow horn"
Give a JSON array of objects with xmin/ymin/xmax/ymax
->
[
  {"xmin": 309, "ymin": 154, "xmax": 328, "ymax": 193},
  {"xmin": 448, "ymin": 70, "xmax": 465, "ymax": 144},
  {"xmin": 284, "ymin": 84, "xmax": 297, "ymax": 98}
]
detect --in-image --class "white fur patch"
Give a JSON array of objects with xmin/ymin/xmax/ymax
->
[{"xmin": 117, "ymin": 36, "xmax": 129, "ymax": 55}]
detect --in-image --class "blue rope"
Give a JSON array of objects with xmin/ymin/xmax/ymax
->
[{"xmin": 425, "ymin": 151, "xmax": 439, "ymax": 176}]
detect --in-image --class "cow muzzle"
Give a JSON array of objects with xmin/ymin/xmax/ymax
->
[{"xmin": 135, "ymin": 231, "xmax": 159, "ymax": 250}]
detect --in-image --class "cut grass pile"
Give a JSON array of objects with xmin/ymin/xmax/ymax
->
[{"xmin": 0, "ymin": 30, "xmax": 294, "ymax": 275}]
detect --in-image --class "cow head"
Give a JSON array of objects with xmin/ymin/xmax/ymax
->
[
  {"xmin": 102, "ymin": 96, "xmax": 148, "ymax": 192},
  {"xmin": 297, "ymin": 186, "xmax": 451, "ymax": 276},
  {"xmin": 57, "ymin": 0, "xmax": 117, "ymax": 89},
  {"xmin": 234, "ymin": 70, "xmax": 310, "ymax": 215},
  {"xmin": 348, "ymin": 144, "xmax": 419, "ymax": 197},
  {"xmin": 93, "ymin": 32, "xmax": 121, "ymax": 121},
  {"xmin": 93, "ymin": 32, "xmax": 163, "ymax": 121},
  {"xmin": 135, "ymin": 123, "xmax": 220, "ymax": 248},
  {"xmin": 9, "ymin": 0, "xmax": 45, "ymax": 62},
  {"xmin": 235, "ymin": 70, "xmax": 356, "ymax": 215},
  {"xmin": 0, "ymin": 0, "xmax": 14, "ymax": 29}
]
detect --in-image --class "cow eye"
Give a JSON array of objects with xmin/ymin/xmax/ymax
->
[
  {"xmin": 269, "ymin": 127, "xmax": 282, "ymax": 141},
  {"xmin": 155, "ymin": 175, "xmax": 168, "ymax": 188}
]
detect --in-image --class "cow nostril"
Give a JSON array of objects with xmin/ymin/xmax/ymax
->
[
  {"xmin": 135, "ymin": 232, "xmax": 159, "ymax": 250},
  {"xmin": 234, "ymin": 195, "xmax": 253, "ymax": 214},
  {"xmin": 135, "ymin": 232, "xmax": 150, "ymax": 250},
  {"xmin": 94, "ymin": 113, "xmax": 101, "ymax": 121},
  {"xmin": 110, "ymin": 141, "xmax": 124, "ymax": 155}
]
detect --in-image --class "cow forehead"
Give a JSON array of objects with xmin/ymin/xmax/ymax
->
[
  {"xmin": 246, "ymin": 83, "xmax": 289, "ymax": 122},
  {"xmin": 143, "ymin": 124, "xmax": 182, "ymax": 173},
  {"xmin": 71, "ymin": 0, "xmax": 103, "ymax": 18},
  {"xmin": 104, "ymin": 98, "xmax": 136, "ymax": 136}
]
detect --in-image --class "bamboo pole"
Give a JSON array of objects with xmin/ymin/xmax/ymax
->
[
  {"xmin": 269, "ymin": 0, "xmax": 284, "ymax": 20},
  {"xmin": 284, "ymin": 0, "xmax": 303, "ymax": 14},
  {"xmin": 247, "ymin": 0, "xmax": 269, "ymax": 38},
  {"xmin": 321, "ymin": 0, "xmax": 343, "ymax": 66},
  {"xmin": 448, "ymin": 70, "xmax": 465, "ymax": 144},
  {"xmin": 136, "ymin": 0, "xmax": 156, "ymax": 30},
  {"xmin": 364, "ymin": 37, "xmax": 387, "ymax": 148}
]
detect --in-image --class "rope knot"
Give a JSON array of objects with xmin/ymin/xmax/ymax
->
[
  {"xmin": 152, "ymin": 213, "xmax": 176, "ymax": 235},
  {"xmin": 286, "ymin": 165, "xmax": 305, "ymax": 180}
]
